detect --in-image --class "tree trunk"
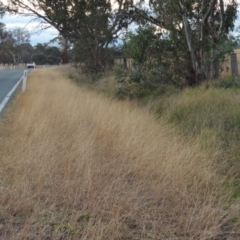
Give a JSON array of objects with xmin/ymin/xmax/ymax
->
[
  {"xmin": 61, "ymin": 37, "xmax": 68, "ymax": 64},
  {"xmin": 123, "ymin": 57, "xmax": 127, "ymax": 69},
  {"xmin": 212, "ymin": 60, "xmax": 220, "ymax": 79},
  {"xmin": 182, "ymin": 13, "xmax": 201, "ymax": 84},
  {"xmin": 9, "ymin": 50, "xmax": 16, "ymax": 64}
]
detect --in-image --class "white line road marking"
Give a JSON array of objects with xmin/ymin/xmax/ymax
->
[{"xmin": 0, "ymin": 76, "xmax": 23, "ymax": 114}]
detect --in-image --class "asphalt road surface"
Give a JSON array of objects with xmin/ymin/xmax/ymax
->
[{"xmin": 0, "ymin": 69, "xmax": 25, "ymax": 116}]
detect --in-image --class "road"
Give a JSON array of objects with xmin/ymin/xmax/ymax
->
[{"xmin": 0, "ymin": 69, "xmax": 26, "ymax": 116}]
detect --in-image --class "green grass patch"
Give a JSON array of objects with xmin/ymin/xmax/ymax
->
[
  {"xmin": 154, "ymin": 86, "xmax": 240, "ymax": 186},
  {"xmin": 214, "ymin": 76, "xmax": 240, "ymax": 89}
]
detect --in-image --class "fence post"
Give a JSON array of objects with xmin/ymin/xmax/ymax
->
[
  {"xmin": 22, "ymin": 70, "xmax": 28, "ymax": 92},
  {"xmin": 231, "ymin": 53, "xmax": 239, "ymax": 77}
]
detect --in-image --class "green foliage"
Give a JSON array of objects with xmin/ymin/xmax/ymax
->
[
  {"xmin": 206, "ymin": 38, "xmax": 237, "ymax": 68},
  {"xmin": 45, "ymin": 46, "xmax": 61, "ymax": 59},
  {"xmin": 225, "ymin": 2, "xmax": 238, "ymax": 33},
  {"xmin": 116, "ymin": 67, "xmax": 155, "ymax": 99},
  {"xmin": 214, "ymin": 76, "xmax": 240, "ymax": 89},
  {"xmin": 124, "ymin": 26, "xmax": 159, "ymax": 64},
  {"xmin": 72, "ymin": 41, "xmax": 114, "ymax": 75},
  {"xmin": 115, "ymin": 25, "xmax": 188, "ymax": 97},
  {"xmin": 47, "ymin": 55, "xmax": 60, "ymax": 65},
  {"xmin": 115, "ymin": 63, "xmax": 177, "ymax": 99},
  {"xmin": 32, "ymin": 54, "xmax": 47, "ymax": 65},
  {"xmin": 33, "ymin": 44, "xmax": 61, "ymax": 65}
]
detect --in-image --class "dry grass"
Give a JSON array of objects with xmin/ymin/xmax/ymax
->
[
  {"xmin": 0, "ymin": 68, "xmax": 236, "ymax": 239},
  {"xmin": 58, "ymin": 65, "xmax": 119, "ymax": 98}
]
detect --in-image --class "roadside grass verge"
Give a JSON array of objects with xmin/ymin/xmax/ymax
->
[
  {"xmin": 0, "ymin": 68, "xmax": 237, "ymax": 239},
  {"xmin": 58, "ymin": 65, "xmax": 119, "ymax": 98},
  {"xmin": 62, "ymin": 67, "xmax": 240, "ymax": 186}
]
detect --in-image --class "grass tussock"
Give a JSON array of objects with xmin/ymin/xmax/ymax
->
[
  {"xmin": 154, "ymin": 87, "xmax": 240, "ymax": 182},
  {"xmin": 0, "ymin": 69, "xmax": 236, "ymax": 239}
]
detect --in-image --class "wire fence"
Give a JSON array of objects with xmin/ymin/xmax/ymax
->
[
  {"xmin": 114, "ymin": 58, "xmax": 133, "ymax": 69},
  {"xmin": 115, "ymin": 51, "xmax": 240, "ymax": 80}
]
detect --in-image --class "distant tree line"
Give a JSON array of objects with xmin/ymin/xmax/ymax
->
[
  {"xmin": 0, "ymin": 2, "xmax": 62, "ymax": 65},
  {"xmin": 6, "ymin": 0, "xmax": 239, "ymax": 90},
  {"xmin": 0, "ymin": 25, "xmax": 62, "ymax": 65}
]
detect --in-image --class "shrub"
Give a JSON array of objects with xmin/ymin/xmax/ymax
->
[{"xmin": 214, "ymin": 76, "xmax": 240, "ymax": 89}]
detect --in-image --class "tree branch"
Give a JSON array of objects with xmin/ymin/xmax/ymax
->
[{"xmin": 219, "ymin": 0, "xmax": 225, "ymax": 32}]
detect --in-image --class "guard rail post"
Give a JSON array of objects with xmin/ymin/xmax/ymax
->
[{"xmin": 22, "ymin": 70, "xmax": 28, "ymax": 92}]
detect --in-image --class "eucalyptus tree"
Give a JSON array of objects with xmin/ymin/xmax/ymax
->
[
  {"xmin": 0, "ymin": 23, "xmax": 8, "ymax": 46},
  {"xmin": 0, "ymin": 23, "xmax": 12, "ymax": 63},
  {"xmin": 33, "ymin": 43, "xmax": 61, "ymax": 64},
  {"xmin": 48, "ymin": 35, "xmax": 72, "ymax": 64},
  {"xmin": 7, "ymin": 28, "xmax": 31, "ymax": 63},
  {"xmin": 135, "ymin": 0, "xmax": 238, "ymax": 84},
  {"xmin": 8, "ymin": 0, "xmax": 134, "ymax": 73},
  {"xmin": 0, "ymin": 0, "xmax": 7, "ymax": 46}
]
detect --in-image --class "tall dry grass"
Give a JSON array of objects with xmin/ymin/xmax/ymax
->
[{"xmin": 0, "ymin": 69, "xmax": 235, "ymax": 239}]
